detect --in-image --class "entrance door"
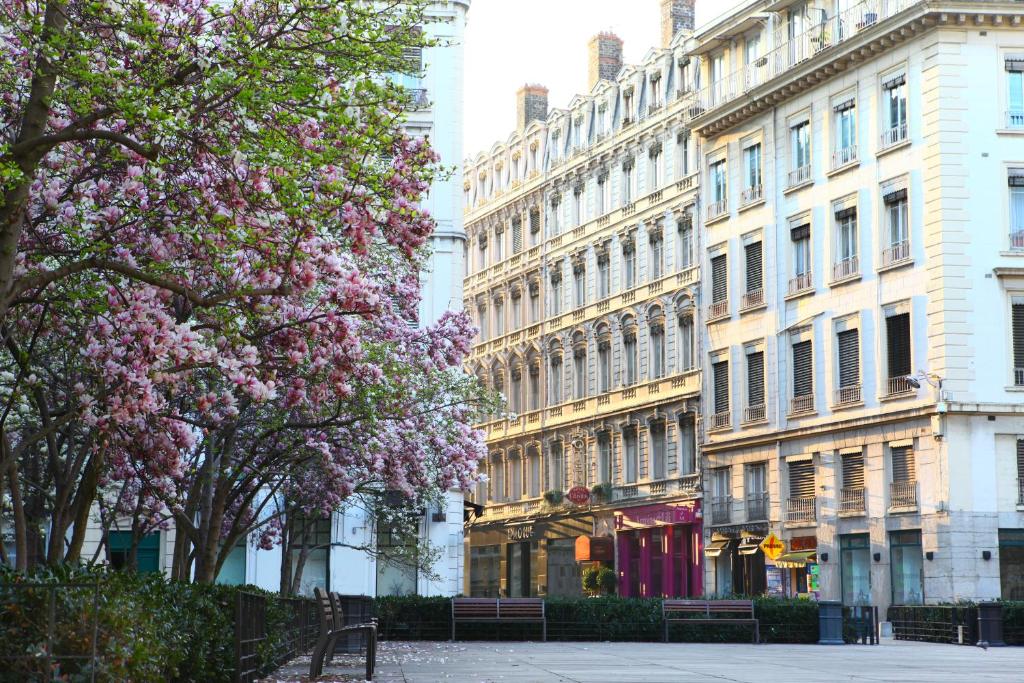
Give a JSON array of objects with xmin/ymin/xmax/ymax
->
[
  {"xmin": 507, "ymin": 542, "xmax": 531, "ymax": 597},
  {"xmin": 841, "ymin": 534, "xmax": 871, "ymax": 605}
]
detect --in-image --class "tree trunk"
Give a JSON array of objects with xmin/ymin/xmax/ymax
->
[{"xmin": 64, "ymin": 450, "xmax": 103, "ymax": 564}]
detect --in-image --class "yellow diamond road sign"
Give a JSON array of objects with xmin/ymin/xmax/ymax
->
[{"xmin": 760, "ymin": 532, "xmax": 786, "ymax": 561}]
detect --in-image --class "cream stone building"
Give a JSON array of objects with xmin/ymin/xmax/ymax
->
[{"xmin": 465, "ymin": 0, "xmax": 1024, "ymax": 614}]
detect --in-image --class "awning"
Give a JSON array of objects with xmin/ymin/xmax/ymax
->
[
  {"xmin": 775, "ymin": 550, "xmax": 816, "ymax": 569},
  {"xmin": 704, "ymin": 539, "xmax": 730, "ymax": 558},
  {"xmin": 738, "ymin": 537, "xmax": 763, "ymax": 555}
]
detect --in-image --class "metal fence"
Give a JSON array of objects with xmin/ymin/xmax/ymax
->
[
  {"xmin": 234, "ymin": 591, "xmax": 319, "ymax": 683},
  {"xmin": 888, "ymin": 605, "xmax": 979, "ymax": 645}
]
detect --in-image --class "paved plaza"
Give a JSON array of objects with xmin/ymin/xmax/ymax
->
[{"xmin": 265, "ymin": 639, "xmax": 1024, "ymax": 682}]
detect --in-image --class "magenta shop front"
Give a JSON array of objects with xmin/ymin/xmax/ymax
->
[{"xmin": 615, "ymin": 500, "xmax": 703, "ymax": 598}]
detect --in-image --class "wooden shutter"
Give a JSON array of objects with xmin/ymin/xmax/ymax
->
[
  {"xmin": 842, "ymin": 451, "xmax": 865, "ymax": 489},
  {"xmin": 512, "ymin": 217, "xmax": 523, "ymax": 253},
  {"xmin": 837, "ymin": 329, "xmax": 860, "ymax": 388},
  {"xmin": 529, "ymin": 208, "xmax": 541, "ymax": 234},
  {"xmin": 886, "ymin": 313, "xmax": 911, "ymax": 378},
  {"xmin": 745, "ymin": 242, "xmax": 762, "ymax": 293},
  {"xmin": 711, "ymin": 254, "xmax": 727, "ymax": 302},
  {"xmin": 713, "ymin": 360, "xmax": 729, "ymax": 412},
  {"xmin": 1017, "ymin": 440, "xmax": 1024, "ymax": 479},
  {"xmin": 789, "ymin": 460, "xmax": 815, "ymax": 498},
  {"xmin": 891, "ymin": 445, "xmax": 915, "ymax": 482},
  {"xmin": 747, "ymin": 351, "xmax": 764, "ymax": 407},
  {"xmin": 792, "ymin": 340, "xmax": 813, "ymax": 397},
  {"xmin": 1013, "ymin": 304, "xmax": 1024, "ymax": 370}
]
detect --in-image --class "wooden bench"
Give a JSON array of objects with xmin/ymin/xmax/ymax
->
[
  {"xmin": 451, "ymin": 597, "xmax": 546, "ymax": 641},
  {"xmin": 310, "ymin": 588, "xmax": 377, "ymax": 680},
  {"xmin": 662, "ymin": 599, "xmax": 759, "ymax": 643}
]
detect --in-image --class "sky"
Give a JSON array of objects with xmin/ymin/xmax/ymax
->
[{"xmin": 462, "ymin": 0, "xmax": 748, "ymax": 158}]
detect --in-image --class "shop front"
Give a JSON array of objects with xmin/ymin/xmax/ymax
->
[
  {"xmin": 614, "ymin": 500, "xmax": 702, "ymax": 598},
  {"xmin": 770, "ymin": 535, "xmax": 819, "ymax": 599},
  {"xmin": 467, "ymin": 513, "xmax": 599, "ymax": 597},
  {"xmin": 704, "ymin": 523, "xmax": 769, "ymax": 596}
]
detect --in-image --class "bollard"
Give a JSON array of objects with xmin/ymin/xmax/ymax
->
[
  {"xmin": 976, "ymin": 602, "xmax": 1005, "ymax": 648},
  {"xmin": 818, "ymin": 601, "xmax": 845, "ymax": 645}
]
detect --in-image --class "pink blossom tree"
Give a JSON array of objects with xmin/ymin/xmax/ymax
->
[{"xmin": 0, "ymin": 0, "xmax": 490, "ymax": 579}]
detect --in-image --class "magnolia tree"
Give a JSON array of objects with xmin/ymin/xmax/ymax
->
[{"xmin": 0, "ymin": 0, "xmax": 490, "ymax": 579}]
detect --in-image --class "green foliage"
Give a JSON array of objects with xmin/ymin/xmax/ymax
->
[
  {"xmin": 590, "ymin": 483, "xmax": 613, "ymax": 502},
  {"xmin": 0, "ymin": 566, "xmax": 307, "ymax": 683},
  {"xmin": 542, "ymin": 489, "xmax": 564, "ymax": 506},
  {"xmin": 581, "ymin": 566, "xmax": 616, "ymax": 595},
  {"xmin": 1001, "ymin": 601, "xmax": 1024, "ymax": 645}
]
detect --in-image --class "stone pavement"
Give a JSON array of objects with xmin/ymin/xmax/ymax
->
[{"xmin": 263, "ymin": 639, "xmax": 1024, "ymax": 683}]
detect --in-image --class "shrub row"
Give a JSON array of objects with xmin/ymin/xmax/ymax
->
[
  {"xmin": 0, "ymin": 565, "xmax": 300, "ymax": 683},
  {"xmin": 375, "ymin": 595, "xmax": 821, "ymax": 644}
]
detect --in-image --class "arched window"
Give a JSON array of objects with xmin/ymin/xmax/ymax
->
[
  {"xmin": 649, "ymin": 307, "xmax": 665, "ymax": 379},
  {"xmin": 549, "ymin": 341, "xmax": 563, "ymax": 404},
  {"xmin": 548, "ymin": 441, "xmax": 564, "ymax": 491},
  {"xmin": 491, "ymin": 362, "xmax": 505, "ymax": 418},
  {"xmin": 596, "ymin": 324, "xmax": 612, "ymax": 393},
  {"xmin": 677, "ymin": 303, "xmax": 695, "ymax": 371},
  {"xmin": 527, "ymin": 350, "xmax": 541, "ymax": 411},
  {"xmin": 528, "ymin": 445, "xmax": 542, "ymax": 498},
  {"xmin": 509, "ymin": 449, "xmax": 522, "ymax": 500},
  {"xmin": 572, "ymin": 331, "xmax": 587, "ymax": 399},
  {"xmin": 509, "ymin": 357, "xmax": 523, "ymax": 414},
  {"xmin": 491, "ymin": 452, "xmax": 505, "ymax": 502},
  {"xmin": 622, "ymin": 316, "xmax": 638, "ymax": 386}
]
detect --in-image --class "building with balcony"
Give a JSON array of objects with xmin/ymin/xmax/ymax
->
[
  {"xmin": 695, "ymin": 0, "xmax": 1024, "ymax": 612},
  {"xmin": 462, "ymin": 1, "xmax": 705, "ymax": 599}
]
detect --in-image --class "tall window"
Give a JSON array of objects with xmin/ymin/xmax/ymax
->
[
  {"xmin": 842, "ymin": 534, "xmax": 872, "ymax": 605},
  {"xmin": 493, "ymin": 227, "xmax": 504, "ymax": 262},
  {"xmin": 709, "ymin": 159, "xmax": 727, "ymax": 211},
  {"xmin": 649, "ymin": 422, "xmax": 666, "ymax": 480},
  {"xmin": 743, "ymin": 143, "xmax": 762, "ymax": 202},
  {"xmin": 1009, "ymin": 56, "xmax": 1024, "ymax": 128},
  {"xmin": 1010, "ymin": 171, "xmax": 1024, "ymax": 247},
  {"xmin": 711, "ymin": 253, "xmax": 728, "ymax": 307},
  {"xmin": 836, "ymin": 328, "xmax": 861, "ymax": 402},
  {"xmin": 528, "ymin": 447, "xmax": 541, "ymax": 498},
  {"xmin": 528, "ymin": 283, "xmax": 540, "ymax": 323},
  {"xmin": 789, "ymin": 459, "xmax": 815, "ymax": 503},
  {"xmin": 509, "ymin": 451, "xmax": 522, "ymax": 500},
  {"xmin": 491, "ymin": 456, "xmax": 504, "ymax": 502},
  {"xmin": 478, "ymin": 304, "xmax": 488, "ymax": 341},
  {"xmin": 791, "ymin": 338, "xmax": 814, "ymax": 412},
  {"xmin": 597, "ymin": 253, "xmax": 610, "ymax": 299},
  {"xmin": 649, "ymin": 145, "xmax": 663, "ymax": 191},
  {"xmin": 744, "ymin": 241, "xmax": 763, "ymax": 306},
  {"xmin": 573, "ymin": 187, "xmax": 584, "ymax": 226},
  {"xmin": 550, "ymin": 271, "xmax": 562, "ymax": 316},
  {"xmin": 677, "ymin": 414, "xmax": 696, "ymax": 474},
  {"xmin": 509, "ymin": 363, "xmax": 522, "ymax": 414},
  {"xmin": 598, "ymin": 339, "xmax": 611, "ymax": 392},
  {"xmin": 549, "ymin": 442, "xmax": 564, "ymax": 491},
  {"xmin": 622, "ymin": 160, "xmax": 635, "ymax": 204},
  {"xmin": 493, "ymin": 297, "xmax": 504, "ymax": 336},
  {"xmin": 529, "ymin": 207, "xmax": 541, "ymax": 243},
  {"xmin": 890, "ymin": 530, "xmax": 923, "ymax": 605},
  {"xmin": 573, "ymin": 262, "xmax": 586, "ymax": 308},
  {"xmin": 597, "ymin": 174, "xmax": 609, "ymax": 215},
  {"xmin": 882, "ymin": 72, "xmax": 908, "ymax": 146},
  {"xmin": 745, "ymin": 462, "xmax": 768, "ymax": 521},
  {"xmin": 478, "ymin": 237, "xmax": 487, "ymax": 270},
  {"xmin": 623, "ymin": 323, "xmax": 638, "ymax": 386},
  {"xmin": 677, "ymin": 311, "xmax": 694, "ymax": 371},
  {"xmin": 597, "ymin": 434, "xmax": 612, "ymax": 484},
  {"xmin": 511, "ymin": 216, "xmax": 523, "ymax": 254},
  {"xmin": 842, "ymin": 450, "xmax": 865, "ymax": 494},
  {"xmin": 834, "ymin": 205, "xmax": 858, "ymax": 279},
  {"xmin": 573, "ymin": 345, "xmax": 587, "ymax": 399},
  {"xmin": 834, "ymin": 98, "xmax": 857, "ymax": 166},
  {"xmin": 649, "ymin": 318, "xmax": 665, "ymax": 379},
  {"xmin": 677, "ymin": 131, "xmax": 690, "ymax": 177},
  {"xmin": 549, "ymin": 352, "xmax": 562, "ymax": 404},
  {"xmin": 883, "ymin": 184, "xmax": 909, "ymax": 265},
  {"xmin": 790, "ymin": 222, "xmax": 811, "ymax": 292},
  {"xmin": 712, "ymin": 359, "xmax": 729, "ymax": 416},
  {"xmin": 649, "ymin": 232, "xmax": 664, "ymax": 280},
  {"xmin": 677, "ymin": 217, "xmax": 694, "ymax": 269},
  {"xmin": 711, "ymin": 467, "xmax": 730, "ymax": 522},
  {"xmin": 528, "ymin": 362, "xmax": 540, "ymax": 410},
  {"xmin": 790, "ymin": 120, "xmax": 811, "ymax": 184},
  {"xmin": 510, "ymin": 291, "xmax": 522, "ymax": 330},
  {"xmin": 1013, "ymin": 299, "xmax": 1024, "ymax": 386},
  {"xmin": 885, "ymin": 311, "xmax": 911, "ymax": 393},
  {"xmin": 746, "ymin": 348, "xmax": 765, "ymax": 416},
  {"xmin": 549, "ymin": 196, "xmax": 561, "ymax": 236},
  {"xmin": 623, "ymin": 239, "xmax": 636, "ymax": 290},
  {"xmin": 623, "ymin": 427, "xmax": 639, "ymax": 483}
]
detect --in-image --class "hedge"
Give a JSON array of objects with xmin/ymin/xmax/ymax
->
[
  {"xmin": 0, "ymin": 565, "xmax": 300, "ymax": 683},
  {"xmin": 376, "ymin": 595, "xmax": 820, "ymax": 644}
]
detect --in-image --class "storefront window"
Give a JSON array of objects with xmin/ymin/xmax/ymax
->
[
  {"xmin": 650, "ymin": 529, "xmax": 665, "ymax": 596},
  {"xmin": 547, "ymin": 538, "xmax": 583, "ymax": 597},
  {"xmin": 890, "ymin": 530, "xmax": 924, "ymax": 605},
  {"xmin": 470, "ymin": 545, "xmax": 501, "ymax": 597},
  {"xmin": 841, "ymin": 534, "xmax": 871, "ymax": 605},
  {"xmin": 999, "ymin": 529, "xmax": 1024, "ymax": 599},
  {"xmin": 508, "ymin": 541, "xmax": 530, "ymax": 597}
]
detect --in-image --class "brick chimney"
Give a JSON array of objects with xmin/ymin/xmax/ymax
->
[
  {"xmin": 661, "ymin": 0, "xmax": 696, "ymax": 48},
  {"xmin": 516, "ymin": 84, "xmax": 549, "ymax": 132},
  {"xmin": 588, "ymin": 32, "xmax": 624, "ymax": 90}
]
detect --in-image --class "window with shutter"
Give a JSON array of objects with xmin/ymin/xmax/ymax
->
[
  {"xmin": 891, "ymin": 445, "xmax": 915, "ymax": 482},
  {"xmin": 886, "ymin": 313, "xmax": 911, "ymax": 378},
  {"xmin": 837, "ymin": 329, "xmax": 860, "ymax": 388},
  {"xmin": 792, "ymin": 340, "xmax": 813, "ymax": 397},
  {"xmin": 745, "ymin": 242, "xmax": 762, "ymax": 293},
  {"xmin": 512, "ymin": 217, "xmax": 523, "ymax": 254},
  {"xmin": 842, "ymin": 451, "xmax": 865, "ymax": 489},
  {"xmin": 747, "ymin": 351, "xmax": 764, "ymax": 407},
  {"xmin": 1013, "ymin": 304, "xmax": 1024, "ymax": 383},
  {"xmin": 713, "ymin": 360, "xmax": 729, "ymax": 413},
  {"xmin": 1017, "ymin": 440, "xmax": 1024, "ymax": 481},
  {"xmin": 789, "ymin": 460, "xmax": 815, "ymax": 498},
  {"xmin": 711, "ymin": 254, "xmax": 728, "ymax": 302}
]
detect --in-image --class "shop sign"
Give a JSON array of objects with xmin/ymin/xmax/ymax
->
[
  {"xmin": 575, "ymin": 535, "xmax": 614, "ymax": 562},
  {"xmin": 760, "ymin": 532, "xmax": 785, "ymax": 561},
  {"xmin": 566, "ymin": 486, "xmax": 591, "ymax": 505},
  {"xmin": 790, "ymin": 535, "xmax": 817, "ymax": 551},
  {"xmin": 506, "ymin": 524, "xmax": 534, "ymax": 541},
  {"xmin": 614, "ymin": 501, "xmax": 699, "ymax": 529}
]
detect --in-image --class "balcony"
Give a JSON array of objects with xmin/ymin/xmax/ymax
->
[
  {"xmin": 741, "ymin": 288, "xmax": 764, "ymax": 311},
  {"xmin": 787, "ymin": 164, "xmax": 812, "ymax": 188},
  {"xmin": 832, "ymin": 256, "xmax": 859, "ymax": 282},
  {"xmin": 834, "ymin": 384, "xmax": 862, "ymax": 407},
  {"xmin": 408, "ymin": 88, "xmax": 430, "ymax": 107},
  {"xmin": 709, "ymin": 410, "xmax": 731, "ymax": 431},
  {"xmin": 831, "ymin": 145, "xmax": 858, "ymax": 170},
  {"xmin": 706, "ymin": 198, "xmax": 728, "ymax": 221},
  {"xmin": 790, "ymin": 394, "xmax": 815, "ymax": 415},
  {"xmin": 889, "ymin": 480, "xmax": 918, "ymax": 510},
  {"xmin": 746, "ymin": 493, "xmax": 769, "ymax": 522},
  {"xmin": 743, "ymin": 404, "xmax": 766, "ymax": 424},
  {"xmin": 881, "ymin": 240, "xmax": 910, "ymax": 268},
  {"xmin": 840, "ymin": 486, "xmax": 866, "ymax": 515},
  {"xmin": 707, "ymin": 299, "xmax": 729, "ymax": 321},
  {"xmin": 786, "ymin": 496, "xmax": 817, "ymax": 524},
  {"xmin": 1011, "ymin": 231, "xmax": 1024, "ymax": 250},
  {"xmin": 885, "ymin": 376, "xmax": 916, "ymax": 397},
  {"xmin": 1008, "ymin": 110, "xmax": 1024, "ymax": 129},
  {"xmin": 788, "ymin": 272, "xmax": 813, "ymax": 296},
  {"xmin": 741, "ymin": 184, "xmax": 763, "ymax": 205},
  {"xmin": 711, "ymin": 496, "xmax": 731, "ymax": 525},
  {"xmin": 880, "ymin": 122, "xmax": 908, "ymax": 149}
]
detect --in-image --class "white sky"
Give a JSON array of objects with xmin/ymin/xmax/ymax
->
[{"xmin": 463, "ymin": 0, "xmax": 748, "ymax": 158}]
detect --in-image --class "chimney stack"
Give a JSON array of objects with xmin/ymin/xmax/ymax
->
[
  {"xmin": 661, "ymin": 0, "xmax": 696, "ymax": 48},
  {"xmin": 588, "ymin": 33, "xmax": 624, "ymax": 90},
  {"xmin": 516, "ymin": 84, "xmax": 549, "ymax": 132}
]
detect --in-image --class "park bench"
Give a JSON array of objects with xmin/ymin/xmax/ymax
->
[
  {"xmin": 310, "ymin": 588, "xmax": 377, "ymax": 680},
  {"xmin": 451, "ymin": 597, "xmax": 546, "ymax": 641},
  {"xmin": 662, "ymin": 599, "xmax": 759, "ymax": 643}
]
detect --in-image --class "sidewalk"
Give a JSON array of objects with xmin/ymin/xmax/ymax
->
[{"xmin": 263, "ymin": 639, "xmax": 1024, "ymax": 683}]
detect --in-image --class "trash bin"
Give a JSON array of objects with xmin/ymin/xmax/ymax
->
[
  {"xmin": 332, "ymin": 594, "xmax": 375, "ymax": 654},
  {"xmin": 977, "ymin": 602, "xmax": 1005, "ymax": 647},
  {"xmin": 818, "ymin": 601, "xmax": 844, "ymax": 645}
]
